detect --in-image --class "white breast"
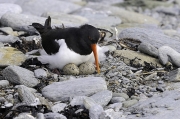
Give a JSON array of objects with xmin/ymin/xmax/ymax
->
[{"xmin": 38, "ymin": 39, "xmax": 108, "ymax": 69}]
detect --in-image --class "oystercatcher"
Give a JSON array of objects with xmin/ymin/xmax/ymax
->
[{"xmin": 32, "ymin": 16, "xmax": 109, "ymax": 73}]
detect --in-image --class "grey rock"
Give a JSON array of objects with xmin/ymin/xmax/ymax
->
[
  {"xmin": 0, "ymin": 3, "xmax": 22, "ymax": 17},
  {"xmin": 138, "ymin": 42, "xmax": 158, "ymax": 58},
  {"xmin": 113, "ymin": 93, "xmax": 129, "ymax": 100},
  {"xmin": 168, "ymin": 68, "xmax": 180, "ymax": 82},
  {"xmin": 99, "ymin": 109, "xmax": 124, "ymax": 119},
  {"xmin": 42, "ymin": 77, "xmax": 107, "ymax": 101},
  {"xmin": 2, "ymin": 65, "xmax": 39, "ymax": 87},
  {"xmin": 70, "ymin": 96, "xmax": 87, "ymax": 106},
  {"xmin": 14, "ymin": 113, "xmax": 35, "ymax": 119},
  {"xmin": 63, "ymin": 63, "xmax": 79, "ymax": 75},
  {"xmin": 111, "ymin": 97, "xmax": 125, "ymax": 103},
  {"xmin": 158, "ymin": 46, "xmax": 180, "ymax": 67},
  {"xmin": 108, "ymin": 103, "xmax": 123, "ymax": 112},
  {"xmin": 41, "ymin": 12, "xmax": 88, "ymax": 26},
  {"xmin": 90, "ymin": 90, "xmax": 112, "ymax": 107},
  {"xmin": 44, "ymin": 112, "xmax": 67, "ymax": 119},
  {"xmin": 123, "ymin": 99, "xmax": 138, "ymax": 108},
  {"xmin": 84, "ymin": 2, "xmax": 159, "ymax": 25},
  {"xmin": 34, "ymin": 68, "xmax": 47, "ymax": 78},
  {"xmin": 51, "ymin": 103, "xmax": 67, "ymax": 113},
  {"xmin": 36, "ymin": 113, "xmax": 45, "ymax": 119},
  {"xmin": 0, "ymin": 35, "xmax": 20, "ymax": 43},
  {"xmin": 0, "ymin": 13, "xmax": 76, "ymax": 34},
  {"xmin": 83, "ymin": 97, "xmax": 104, "ymax": 119},
  {"xmin": 17, "ymin": 85, "xmax": 37, "ymax": 105},
  {"xmin": 18, "ymin": 0, "xmax": 81, "ymax": 16},
  {"xmin": 89, "ymin": 105, "xmax": 104, "ymax": 119},
  {"xmin": 119, "ymin": 27, "xmax": 180, "ymax": 53},
  {"xmin": 0, "ymin": 80, "xmax": 9, "ymax": 88},
  {"xmin": 73, "ymin": 6, "xmax": 121, "ymax": 27},
  {"xmin": 79, "ymin": 62, "xmax": 96, "ymax": 75},
  {"xmin": 155, "ymin": 6, "xmax": 179, "ymax": 16},
  {"xmin": 0, "ymin": 27, "xmax": 19, "ymax": 36}
]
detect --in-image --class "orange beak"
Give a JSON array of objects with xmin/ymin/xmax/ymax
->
[{"xmin": 91, "ymin": 44, "xmax": 100, "ymax": 74}]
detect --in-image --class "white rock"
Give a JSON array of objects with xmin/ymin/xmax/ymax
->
[
  {"xmin": 0, "ymin": 80, "xmax": 9, "ymax": 88},
  {"xmin": 108, "ymin": 103, "xmax": 123, "ymax": 112},
  {"xmin": 17, "ymin": 85, "xmax": 37, "ymax": 105},
  {"xmin": 110, "ymin": 97, "xmax": 125, "ymax": 103},
  {"xmin": 34, "ymin": 68, "xmax": 47, "ymax": 78},
  {"xmin": 70, "ymin": 96, "xmax": 87, "ymax": 106},
  {"xmin": 168, "ymin": 68, "xmax": 180, "ymax": 81},
  {"xmin": 2, "ymin": 65, "xmax": 39, "ymax": 87},
  {"xmin": 0, "ymin": 3, "xmax": 22, "ymax": 17},
  {"xmin": 90, "ymin": 90, "xmax": 112, "ymax": 107},
  {"xmin": 158, "ymin": 46, "xmax": 180, "ymax": 67},
  {"xmin": 51, "ymin": 103, "xmax": 67, "ymax": 113},
  {"xmin": 44, "ymin": 113, "xmax": 67, "ymax": 119},
  {"xmin": 99, "ymin": 109, "xmax": 124, "ymax": 119},
  {"xmin": 42, "ymin": 77, "xmax": 107, "ymax": 102},
  {"xmin": 14, "ymin": 113, "xmax": 35, "ymax": 119},
  {"xmin": 89, "ymin": 105, "xmax": 104, "ymax": 119}
]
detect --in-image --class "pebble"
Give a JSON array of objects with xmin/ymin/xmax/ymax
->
[
  {"xmin": 123, "ymin": 99, "xmax": 138, "ymax": 108},
  {"xmin": 111, "ymin": 97, "xmax": 125, "ymax": 103},
  {"xmin": 158, "ymin": 46, "xmax": 180, "ymax": 67},
  {"xmin": 0, "ymin": 35, "xmax": 20, "ymax": 43},
  {"xmin": 44, "ymin": 112, "xmax": 67, "ymax": 119},
  {"xmin": 112, "ymin": 93, "xmax": 129, "ymax": 100},
  {"xmin": 108, "ymin": 103, "xmax": 123, "ymax": 112},
  {"xmin": 14, "ymin": 113, "xmax": 36, "ymax": 119},
  {"xmin": 42, "ymin": 77, "xmax": 107, "ymax": 102},
  {"xmin": 79, "ymin": 62, "xmax": 96, "ymax": 75},
  {"xmin": 70, "ymin": 96, "xmax": 87, "ymax": 107},
  {"xmin": 63, "ymin": 63, "xmax": 79, "ymax": 75},
  {"xmin": 0, "ymin": 80, "xmax": 9, "ymax": 88},
  {"xmin": 34, "ymin": 68, "xmax": 47, "ymax": 78},
  {"xmin": 99, "ymin": 109, "xmax": 124, "ymax": 119},
  {"xmin": 2, "ymin": 65, "xmax": 39, "ymax": 87},
  {"xmin": 168, "ymin": 68, "xmax": 180, "ymax": 82},
  {"xmin": 51, "ymin": 103, "xmax": 67, "ymax": 113}
]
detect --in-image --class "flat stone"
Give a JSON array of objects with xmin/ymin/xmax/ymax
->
[
  {"xmin": 138, "ymin": 42, "xmax": 158, "ymax": 58},
  {"xmin": 158, "ymin": 46, "xmax": 180, "ymax": 67},
  {"xmin": 14, "ymin": 113, "xmax": 35, "ymax": 119},
  {"xmin": 0, "ymin": 3, "xmax": 22, "ymax": 17},
  {"xmin": 111, "ymin": 97, "xmax": 125, "ymax": 103},
  {"xmin": 90, "ymin": 90, "xmax": 112, "ymax": 107},
  {"xmin": 0, "ymin": 47, "xmax": 26, "ymax": 67},
  {"xmin": 113, "ymin": 50, "xmax": 162, "ymax": 67},
  {"xmin": 70, "ymin": 96, "xmax": 87, "ymax": 106},
  {"xmin": 42, "ymin": 77, "xmax": 107, "ymax": 101},
  {"xmin": 119, "ymin": 27, "xmax": 180, "ymax": 53},
  {"xmin": 108, "ymin": 103, "xmax": 123, "ymax": 112},
  {"xmin": 0, "ymin": 27, "xmax": 19, "ymax": 36},
  {"xmin": 2, "ymin": 65, "xmax": 39, "ymax": 87}
]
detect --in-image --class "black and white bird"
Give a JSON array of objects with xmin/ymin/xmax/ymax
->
[{"xmin": 32, "ymin": 16, "xmax": 109, "ymax": 73}]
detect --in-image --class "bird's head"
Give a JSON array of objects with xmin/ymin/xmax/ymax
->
[{"xmin": 80, "ymin": 24, "xmax": 101, "ymax": 73}]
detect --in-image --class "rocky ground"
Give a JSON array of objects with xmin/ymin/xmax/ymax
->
[{"xmin": 0, "ymin": 0, "xmax": 180, "ymax": 119}]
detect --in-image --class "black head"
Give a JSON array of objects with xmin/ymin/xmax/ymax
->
[{"xmin": 80, "ymin": 24, "xmax": 100, "ymax": 44}]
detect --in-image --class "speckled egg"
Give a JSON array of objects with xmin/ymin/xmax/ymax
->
[
  {"xmin": 79, "ymin": 62, "xmax": 96, "ymax": 75},
  {"xmin": 63, "ymin": 63, "xmax": 79, "ymax": 75}
]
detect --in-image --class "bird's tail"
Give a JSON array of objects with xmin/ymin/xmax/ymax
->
[{"xmin": 31, "ymin": 16, "xmax": 52, "ymax": 34}]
